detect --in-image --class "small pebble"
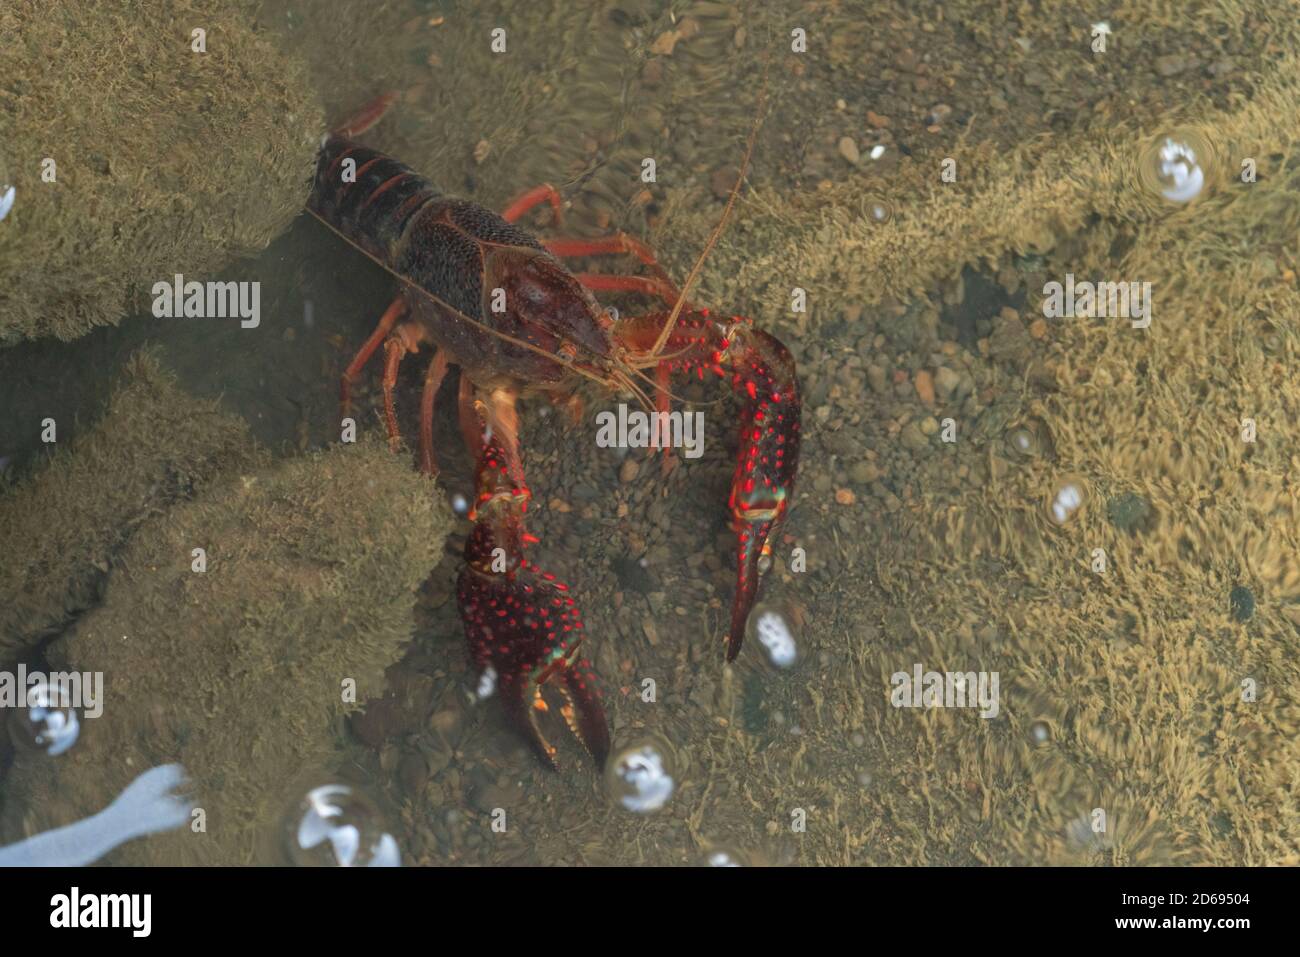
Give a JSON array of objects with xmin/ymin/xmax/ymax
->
[
  {"xmin": 619, "ymin": 458, "xmax": 640, "ymax": 483},
  {"xmin": 900, "ymin": 421, "xmax": 928, "ymax": 451},
  {"xmin": 933, "ymin": 366, "xmax": 961, "ymax": 401},
  {"xmin": 837, "ymin": 137, "xmax": 860, "ymax": 164},
  {"xmin": 1229, "ymin": 585, "xmax": 1255, "ymax": 623},
  {"xmin": 913, "ymin": 370, "xmax": 935, "ymax": 407}
]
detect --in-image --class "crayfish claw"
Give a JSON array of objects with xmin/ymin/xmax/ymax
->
[
  {"xmin": 458, "ymin": 554, "xmax": 608, "ymax": 771},
  {"xmin": 495, "ymin": 674, "xmax": 562, "ymax": 771},
  {"xmin": 558, "ymin": 659, "xmax": 610, "ymax": 767},
  {"xmin": 723, "ymin": 327, "xmax": 802, "ymax": 661},
  {"xmin": 456, "ymin": 411, "xmax": 610, "ymax": 771}
]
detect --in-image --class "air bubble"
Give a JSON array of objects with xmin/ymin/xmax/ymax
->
[
  {"xmin": 745, "ymin": 601, "xmax": 801, "ymax": 670},
  {"xmin": 1030, "ymin": 721, "xmax": 1051, "ymax": 745},
  {"xmin": 1045, "ymin": 475, "xmax": 1087, "ymax": 526},
  {"xmin": 1006, "ymin": 426, "xmax": 1037, "ymax": 457},
  {"xmin": 864, "ymin": 195, "xmax": 893, "ymax": 223},
  {"xmin": 285, "ymin": 784, "xmax": 401, "ymax": 867},
  {"xmin": 9, "ymin": 679, "xmax": 80, "ymax": 756},
  {"xmin": 604, "ymin": 736, "xmax": 677, "ymax": 813},
  {"xmin": 0, "ymin": 152, "xmax": 13, "ymax": 223},
  {"xmin": 451, "ymin": 493, "xmax": 470, "ymax": 516},
  {"xmin": 1139, "ymin": 128, "xmax": 1214, "ymax": 204},
  {"xmin": 703, "ymin": 844, "xmax": 753, "ymax": 866},
  {"xmin": 475, "ymin": 664, "xmax": 497, "ymax": 700}
]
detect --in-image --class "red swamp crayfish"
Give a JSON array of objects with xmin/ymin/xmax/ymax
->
[{"xmin": 305, "ymin": 93, "xmax": 801, "ymax": 770}]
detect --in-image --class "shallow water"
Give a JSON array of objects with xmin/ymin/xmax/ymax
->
[{"xmin": 3, "ymin": 0, "xmax": 1298, "ymax": 866}]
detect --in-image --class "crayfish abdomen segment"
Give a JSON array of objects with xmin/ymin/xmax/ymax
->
[{"xmin": 309, "ymin": 136, "xmax": 438, "ymax": 259}]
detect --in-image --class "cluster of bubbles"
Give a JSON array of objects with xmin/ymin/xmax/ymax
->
[
  {"xmin": 8, "ymin": 678, "xmax": 80, "ymax": 756},
  {"xmin": 604, "ymin": 736, "xmax": 677, "ymax": 813},
  {"xmin": 746, "ymin": 602, "xmax": 800, "ymax": 670},
  {"xmin": 285, "ymin": 784, "xmax": 401, "ymax": 867},
  {"xmin": 1046, "ymin": 476, "xmax": 1087, "ymax": 526},
  {"xmin": 1138, "ymin": 128, "xmax": 1214, "ymax": 205}
]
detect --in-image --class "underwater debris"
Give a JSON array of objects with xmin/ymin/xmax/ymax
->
[
  {"xmin": 1106, "ymin": 491, "xmax": 1153, "ymax": 535},
  {"xmin": 1229, "ymin": 585, "xmax": 1255, "ymax": 622},
  {"xmin": 0, "ymin": 764, "xmax": 192, "ymax": 867}
]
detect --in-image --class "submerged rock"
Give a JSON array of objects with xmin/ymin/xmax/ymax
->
[{"xmin": 0, "ymin": 438, "xmax": 450, "ymax": 864}]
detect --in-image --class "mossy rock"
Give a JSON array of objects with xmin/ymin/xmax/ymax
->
[
  {"xmin": 0, "ymin": 350, "xmax": 261, "ymax": 664},
  {"xmin": 0, "ymin": 0, "xmax": 323, "ymax": 344},
  {"xmin": 0, "ymin": 440, "xmax": 451, "ymax": 864}
]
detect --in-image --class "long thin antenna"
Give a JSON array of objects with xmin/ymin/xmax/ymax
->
[{"xmin": 646, "ymin": 66, "xmax": 770, "ymax": 361}]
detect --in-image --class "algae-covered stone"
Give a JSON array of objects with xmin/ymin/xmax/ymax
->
[
  {"xmin": 1229, "ymin": 585, "xmax": 1255, "ymax": 623},
  {"xmin": 0, "ymin": 440, "xmax": 451, "ymax": 864},
  {"xmin": 0, "ymin": 351, "xmax": 260, "ymax": 664},
  {"xmin": 0, "ymin": 0, "xmax": 323, "ymax": 344}
]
